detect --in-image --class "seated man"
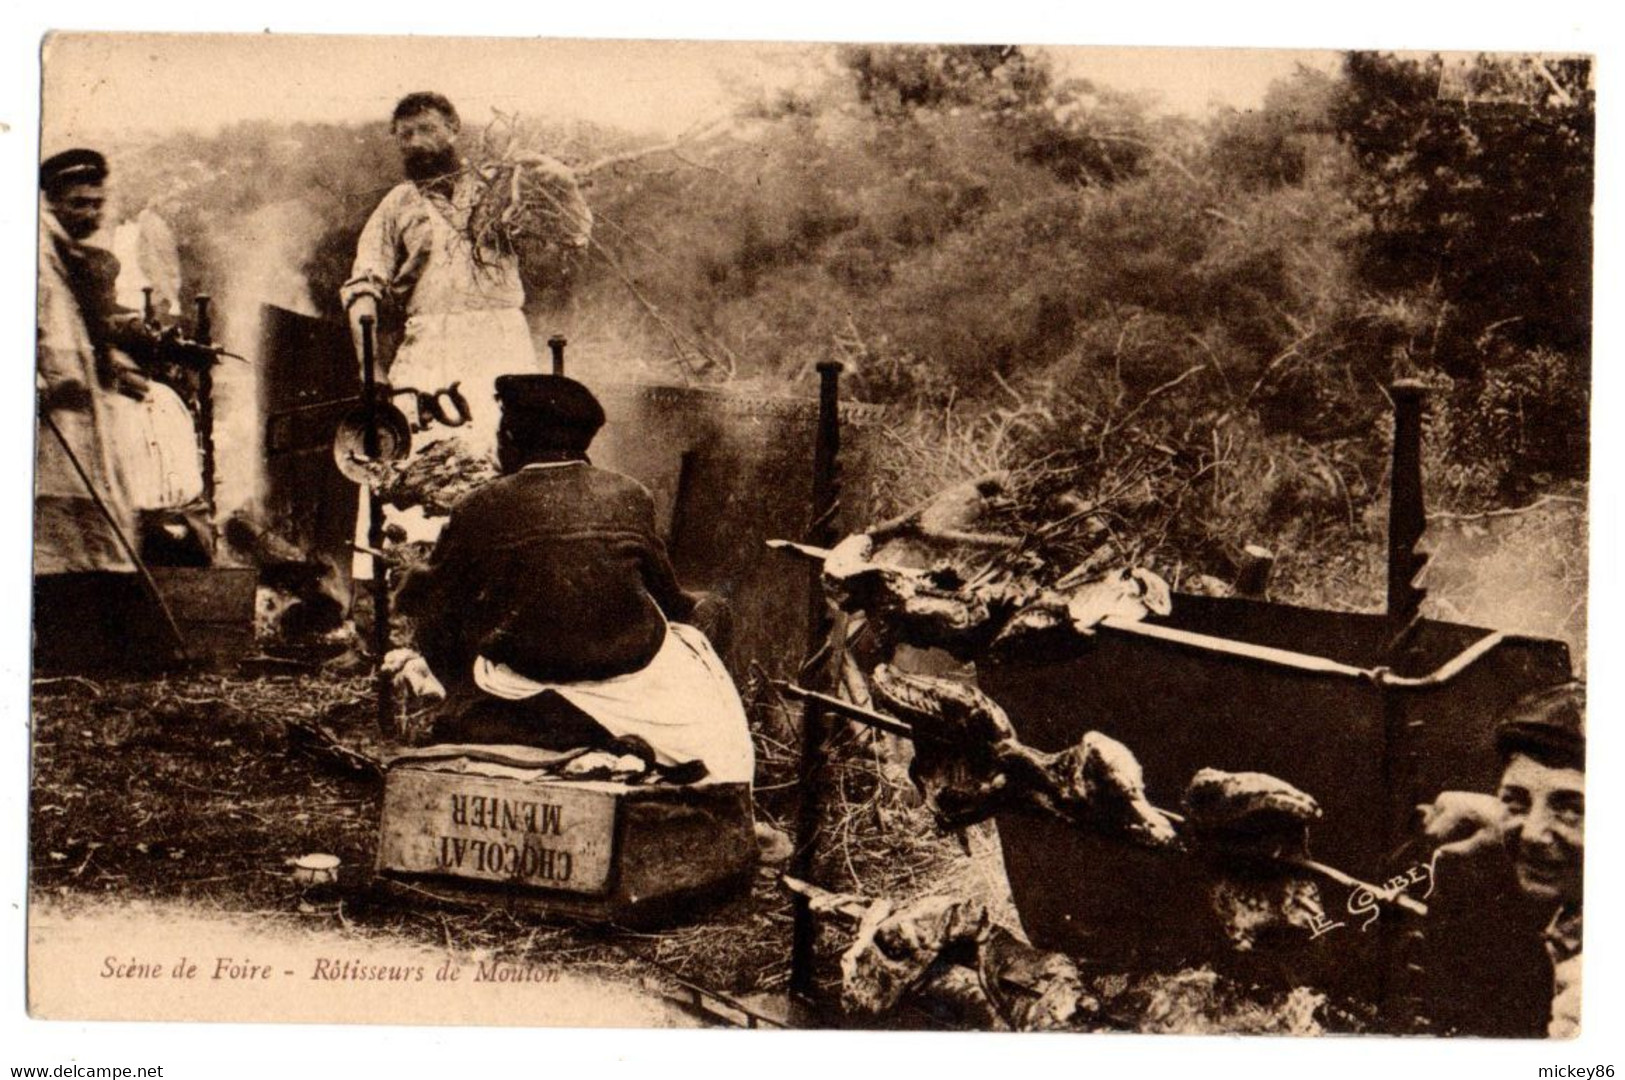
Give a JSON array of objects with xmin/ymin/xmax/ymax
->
[
  {"xmin": 1415, "ymin": 681, "xmax": 1584, "ymax": 1038},
  {"xmin": 394, "ymin": 373, "xmax": 754, "ymax": 785}
]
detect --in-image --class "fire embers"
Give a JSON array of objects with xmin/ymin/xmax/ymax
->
[
  {"xmin": 1183, "ymin": 768, "xmax": 1327, "ymax": 952},
  {"xmin": 837, "ymin": 893, "xmax": 992, "ymax": 1017},
  {"xmin": 807, "ymin": 885, "xmax": 1099, "ymax": 1031},
  {"xmin": 870, "ymin": 665, "xmax": 1178, "ymax": 849}
]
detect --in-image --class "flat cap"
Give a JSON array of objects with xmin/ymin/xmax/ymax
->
[
  {"xmin": 41, "ymin": 148, "xmax": 108, "ymax": 191},
  {"xmin": 495, "ymin": 374, "xmax": 605, "ymax": 438},
  {"xmin": 1496, "ymin": 680, "xmax": 1585, "ymax": 771}
]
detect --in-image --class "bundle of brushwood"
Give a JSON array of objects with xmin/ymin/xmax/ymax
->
[{"xmin": 465, "ymin": 115, "xmax": 593, "ymax": 289}]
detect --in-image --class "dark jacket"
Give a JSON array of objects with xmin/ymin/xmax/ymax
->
[
  {"xmin": 398, "ymin": 462, "xmax": 695, "ymax": 692},
  {"xmin": 1415, "ymin": 847, "xmax": 1555, "ymax": 1037}
]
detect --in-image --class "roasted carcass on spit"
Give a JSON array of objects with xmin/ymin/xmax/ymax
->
[
  {"xmin": 871, "ymin": 665, "xmax": 1178, "ymax": 848},
  {"xmin": 869, "ymin": 662, "xmax": 1017, "ymax": 828},
  {"xmin": 820, "ymin": 536, "xmax": 1021, "ymax": 660},
  {"xmin": 1183, "ymin": 768, "xmax": 1322, "ymax": 862},
  {"xmin": 820, "ymin": 534, "xmax": 1173, "ymax": 661},
  {"xmin": 1183, "ymin": 768, "xmax": 1329, "ymax": 951},
  {"xmin": 1014, "ymin": 730, "xmax": 1182, "ymax": 849}
]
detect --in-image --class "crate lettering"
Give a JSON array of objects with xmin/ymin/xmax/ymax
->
[
  {"xmin": 436, "ymin": 836, "xmax": 575, "ymax": 882},
  {"xmin": 378, "ymin": 768, "xmax": 617, "ymax": 895},
  {"xmin": 447, "ymin": 793, "xmax": 565, "ymax": 836}
]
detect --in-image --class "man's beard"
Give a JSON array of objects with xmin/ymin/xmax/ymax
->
[{"xmin": 403, "ymin": 147, "xmax": 460, "ymax": 185}]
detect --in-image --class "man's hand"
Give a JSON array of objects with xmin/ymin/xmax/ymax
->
[
  {"xmin": 1417, "ymin": 791, "xmax": 1507, "ymax": 858},
  {"xmin": 112, "ymin": 363, "xmax": 150, "ymax": 401},
  {"xmin": 382, "ymin": 648, "xmax": 446, "ymax": 702}
]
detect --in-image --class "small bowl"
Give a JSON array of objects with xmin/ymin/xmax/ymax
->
[{"xmin": 290, "ymin": 853, "xmax": 342, "ymax": 887}]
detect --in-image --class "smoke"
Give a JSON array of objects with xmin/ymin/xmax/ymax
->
[
  {"xmin": 212, "ymin": 199, "xmax": 326, "ymax": 520},
  {"xmin": 1419, "ymin": 497, "xmax": 1588, "ymax": 671}
]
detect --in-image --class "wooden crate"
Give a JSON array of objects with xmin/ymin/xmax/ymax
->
[
  {"xmin": 377, "ymin": 751, "xmax": 756, "ymax": 924},
  {"xmin": 150, "ymin": 566, "xmax": 259, "ymax": 670}
]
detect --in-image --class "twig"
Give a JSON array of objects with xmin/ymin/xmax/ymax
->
[
  {"xmin": 32, "ymin": 676, "xmax": 106, "ymax": 697},
  {"xmin": 1428, "ymin": 495, "xmax": 1584, "ymax": 523}
]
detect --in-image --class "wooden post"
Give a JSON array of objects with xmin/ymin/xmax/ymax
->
[
  {"xmin": 361, "ymin": 315, "xmax": 395, "ymax": 737},
  {"xmin": 1233, "ymin": 544, "xmax": 1275, "ymax": 599},
  {"xmin": 1387, "ymin": 380, "xmax": 1428, "ymax": 624},
  {"xmin": 1382, "ymin": 380, "xmax": 1428, "ymax": 1026},
  {"xmin": 789, "ymin": 360, "xmax": 843, "ymax": 1012}
]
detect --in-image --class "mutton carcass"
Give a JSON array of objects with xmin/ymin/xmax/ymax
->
[{"xmin": 789, "ymin": 381, "xmax": 1574, "ymax": 1014}]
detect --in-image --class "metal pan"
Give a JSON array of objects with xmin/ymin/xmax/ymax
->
[{"xmin": 331, "ymin": 400, "xmax": 413, "ymax": 484}]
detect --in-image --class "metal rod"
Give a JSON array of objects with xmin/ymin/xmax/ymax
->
[
  {"xmin": 1099, "ymin": 617, "xmax": 1506, "ymax": 688},
  {"xmin": 547, "ymin": 335, "xmax": 567, "ymax": 376},
  {"xmin": 193, "ymin": 295, "xmax": 216, "ymax": 532},
  {"xmin": 775, "ymin": 678, "xmax": 1428, "ymax": 919},
  {"xmin": 774, "ymin": 680, "xmax": 924, "ymax": 741},
  {"xmin": 41, "ymin": 413, "xmax": 189, "ymax": 664},
  {"xmin": 360, "ymin": 314, "xmax": 394, "ymax": 737},
  {"xmin": 1285, "ymin": 855, "xmax": 1427, "ymax": 917},
  {"xmin": 789, "ymin": 360, "xmax": 843, "ymax": 1009},
  {"xmin": 1387, "ymin": 380, "xmax": 1428, "ymax": 622}
]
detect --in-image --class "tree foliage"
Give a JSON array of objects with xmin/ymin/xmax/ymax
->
[
  {"xmin": 94, "ymin": 46, "xmax": 1592, "ymax": 616},
  {"xmin": 1331, "ymin": 53, "xmax": 1593, "ymax": 366}
]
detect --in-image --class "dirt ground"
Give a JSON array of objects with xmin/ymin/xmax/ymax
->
[
  {"xmin": 27, "ymin": 671, "xmax": 798, "ymax": 1021},
  {"xmin": 27, "ymin": 669, "xmax": 1371, "ymax": 1034}
]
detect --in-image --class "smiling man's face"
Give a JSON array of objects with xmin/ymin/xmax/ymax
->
[{"xmin": 1498, "ymin": 753, "xmax": 1584, "ymax": 906}]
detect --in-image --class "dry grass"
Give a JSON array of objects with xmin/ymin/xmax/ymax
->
[{"xmin": 28, "ymin": 672, "xmax": 792, "ymax": 999}]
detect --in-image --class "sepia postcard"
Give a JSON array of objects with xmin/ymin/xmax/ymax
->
[{"xmin": 18, "ymin": 26, "xmax": 1599, "ymax": 1061}]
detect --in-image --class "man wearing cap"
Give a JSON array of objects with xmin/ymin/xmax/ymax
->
[
  {"xmin": 342, "ymin": 91, "xmax": 591, "ymax": 459},
  {"xmin": 392, "ymin": 374, "xmax": 754, "ymax": 785},
  {"xmin": 1415, "ymin": 682, "xmax": 1585, "ymax": 1037},
  {"xmin": 34, "ymin": 149, "xmax": 154, "ymax": 669}
]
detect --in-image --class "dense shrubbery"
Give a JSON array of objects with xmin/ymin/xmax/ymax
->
[{"xmin": 97, "ymin": 47, "xmax": 1590, "ymax": 637}]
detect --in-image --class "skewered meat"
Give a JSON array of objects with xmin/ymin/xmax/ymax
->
[
  {"xmin": 820, "ymin": 532, "xmax": 1172, "ymax": 659},
  {"xmin": 1183, "ymin": 768, "xmax": 1322, "ymax": 861},
  {"xmin": 1000, "ymin": 732, "xmax": 1180, "ymax": 849},
  {"xmin": 871, "ymin": 664, "xmax": 1016, "ymax": 745},
  {"xmin": 872, "ymin": 664, "xmax": 1016, "ymax": 829},
  {"xmin": 820, "ymin": 537, "xmax": 998, "ymax": 658},
  {"xmin": 869, "ymin": 666, "xmax": 1178, "ymax": 848},
  {"xmin": 1183, "ymin": 768, "xmax": 1328, "ymax": 951}
]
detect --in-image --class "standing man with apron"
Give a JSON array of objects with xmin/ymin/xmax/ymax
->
[{"xmin": 341, "ymin": 91, "xmax": 592, "ymax": 565}]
